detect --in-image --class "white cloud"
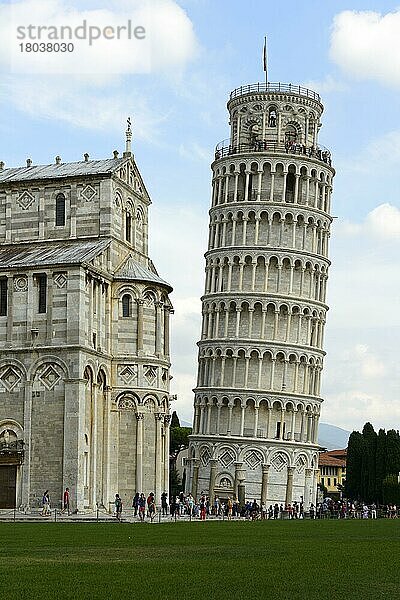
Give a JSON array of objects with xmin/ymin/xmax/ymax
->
[
  {"xmin": 322, "ymin": 390, "xmax": 400, "ymax": 431},
  {"xmin": 330, "ymin": 9, "xmax": 400, "ymax": 87},
  {"xmin": 0, "ymin": 0, "xmax": 198, "ymax": 76},
  {"xmin": 0, "ymin": 0, "xmax": 199, "ymax": 132},
  {"xmin": 178, "ymin": 142, "xmax": 210, "ymax": 162},
  {"xmin": 366, "ymin": 130, "xmax": 400, "ymax": 165},
  {"xmin": 336, "ymin": 203, "xmax": 400, "ymax": 240},
  {"xmin": 149, "ymin": 203, "xmax": 206, "ymax": 421},
  {"xmin": 366, "ymin": 204, "xmax": 400, "ymax": 238},
  {"xmin": 301, "ymin": 75, "xmax": 347, "ymax": 94},
  {"xmin": 322, "ymin": 200, "xmax": 400, "ymax": 431},
  {"xmin": 0, "ymin": 75, "xmax": 168, "ymax": 136},
  {"xmin": 353, "ymin": 344, "xmax": 386, "ymax": 378}
]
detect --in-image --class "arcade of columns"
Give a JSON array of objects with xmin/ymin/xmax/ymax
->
[{"xmin": 188, "ymin": 82, "xmax": 335, "ymax": 507}]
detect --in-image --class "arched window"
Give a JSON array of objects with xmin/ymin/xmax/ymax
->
[
  {"xmin": 125, "ymin": 212, "xmax": 132, "ymax": 242},
  {"xmin": 268, "ymin": 106, "xmax": 277, "ymax": 127},
  {"xmin": 56, "ymin": 193, "xmax": 66, "ymax": 226},
  {"xmin": 285, "ymin": 125, "xmax": 297, "ymax": 143},
  {"xmin": 286, "ymin": 173, "xmax": 296, "ymax": 202},
  {"xmin": 122, "ymin": 294, "xmax": 132, "ymax": 317}
]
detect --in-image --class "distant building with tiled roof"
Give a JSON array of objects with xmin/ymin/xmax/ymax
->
[
  {"xmin": 0, "ymin": 124, "xmax": 173, "ymax": 512},
  {"xmin": 318, "ymin": 449, "xmax": 347, "ymax": 496}
]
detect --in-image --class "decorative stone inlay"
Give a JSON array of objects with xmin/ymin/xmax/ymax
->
[
  {"xmin": 17, "ymin": 190, "xmax": 35, "ymax": 210},
  {"xmin": 143, "ymin": 295, "xmax": 154, "ymax": 308},
  {"xmin": 271, "ymin": 452, "xmax": 287, "ymax": 472},
  {"xmin": 118, "ymin": 396, "xmax": 136, "ymax": 410},
  {"xmin": 53, "ymin": 273, "xmax": 67, "ymax": 289},
  {"xmin": 38, "ymin": 364, "xmax": 61, "ymax": 390},
  {"xmin": 295, "ymin": 455, "xmax": 306, "ymax": 473},
  {"xmin": 118, "ymin": 365, "xmax": 137, "ymax": 384},
  {"xmin": 219, "ymin": 448, "xmax": 235, "ymax": 468},
  {"xmin": 144, "ymin": 365, "xmax": 157, "ymax": 384},
  {"xmin": 200, "ymin": 447, "xmax": 211, "ymax": 467},
  {"xmin": 0, "ymin": 366, "xmax": 22, "ymax": 391},
  {"xmin": 244, "ymin": 449, "xmax": 263, "ymax": 470},
  {"xmin": 80, "ymin": 184, "xmax": 97, "ymax": 202},
  {"xmin": 13, "ymin": 275, "xmax": 28, "ymax": 292}
]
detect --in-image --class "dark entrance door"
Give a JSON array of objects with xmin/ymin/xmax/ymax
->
[{"xmin": 0, "ymin": 466, "xmax": 17, "ymax": 508}]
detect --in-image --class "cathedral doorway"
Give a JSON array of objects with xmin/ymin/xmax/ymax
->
[{"xmin": 0, "ymin": 465, "xmax": 16, "ymax": 508}]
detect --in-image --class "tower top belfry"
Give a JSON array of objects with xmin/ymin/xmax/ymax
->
[{"xmin": 187, "ymin": 77, "xmax": 335, "ymax": 508}]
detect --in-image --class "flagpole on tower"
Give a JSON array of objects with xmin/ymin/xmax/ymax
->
[{"xmin": 263, "ymin": 36, "xmax": 268, "ymax": 87}]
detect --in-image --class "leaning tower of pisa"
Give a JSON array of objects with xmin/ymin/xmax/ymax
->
[{"xmin": 187, "ymin": 81, "xmax": 334, "ymax": 509}]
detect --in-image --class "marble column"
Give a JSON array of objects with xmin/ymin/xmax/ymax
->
[
  {"xmin": 234, "ymin": 462, "xmax": 244, "ymax": 500},
  {"xmin": 135, "ymin": 412, "xmax": 144, "ymax": 492},
  {"xmin": 191, "ymin": 458, "xmax": 199, "ymax": 498},
  {"xmin": 304, "ymin": 468, "xmax": 313, "ymax": 510},
  {"xmin": 137, "ymin": 299, "xmax": 144, "ymax": 353},
  {"xmin": 163, "ymin": 414, "xmax": 171, "ymax": 493},
  {"xmin": 21, "ymin": 380, "xmax": 33, "ymax": 508},
  {"xmin": 155, "ymin": 413, "xmax": 164, "ymax": 501},
  {"xmin": 260, "ymin": 464, "xmax": 270, "ymax": 505},
  {"xmin": 209, "ymin": 459, "xmax": 217, "ymax": 504},
  {"xmin": 285, "ymin": 466, "xmax": 295, "ymax": 505}
]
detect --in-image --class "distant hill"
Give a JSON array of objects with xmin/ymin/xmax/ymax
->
[{"xmin": 318, "ymin": 423, "xmax": 350, "ymax": 450}]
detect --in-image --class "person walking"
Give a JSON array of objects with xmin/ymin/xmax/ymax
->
[
  {"xmin": 138, "ymin": 493, "xmax": 146, "ymax": 521},
  {"xmin": 200, "ymin": 495, "xmax": 207, "ymax": 521},
  {"xmin": 147, "ymin": 492, "xmax": 156, "ymax": 521},
  {"xmin": 227, "ymin": 496, "xmax": 233, "ymax": 520},
  {"xmin": 62, "ymin": 487, "xmax": 70, "ymax": 515},
  {"xmin": 132, "ymin": 492, "xmax": 139, "ymax": 517},
  {"xmin": 161, "ymin": 491, "xmax": 168, "ymax": 516},
  {"xmin": 187, "ymin": 493, "xmax": 195, "ymax": 517},
  {"xmin": 41, "ymin": 490, "xmax": 50, "ymax": 516},
  {"xmin": 115, "ymin": 494, "xmax": 123, "ymax": 521}
]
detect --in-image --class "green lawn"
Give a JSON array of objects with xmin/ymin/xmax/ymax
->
[{"xmin": 0, "ymin": 520, "xmax": 399, "ymax": 599}]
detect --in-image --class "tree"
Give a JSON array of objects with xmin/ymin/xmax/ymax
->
[
  {"xmin": 170, "ymin": 426, "xmax": 192, "ymax": 469},
  {"xmin": 169, "ymin": 411, "xmax": 192, "ymax": 497},
  {"xmin": 345, "ymin": 431, "xmax": 364, "ymax": 500},
  {"xmin": 361, "ymin": 422, "xmax": 377, "ymax": 502},
  {"xmin": 375, "ymin": 428, "xmax": 387, "ymax": 504},
  {"xmin": 382, "ymin": 474, "xmax": 400, "ymax": 505},
  {"xmin": 169, "ymin": 468, "xmax": 182, "ymax": 500},
  {"xmin": 386, "ymin": 429, "xmax": 400, "ymax": 476},
  {"xmin": 171, "ymin": 410, "xmax": 180, "ymax": 428}
]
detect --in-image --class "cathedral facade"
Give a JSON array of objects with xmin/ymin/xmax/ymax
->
[
  {"xmin": 187, "ymin": 82, "xmax": 335, "ymax": 508},
  {"xmin": 0, "ymin": 128, "xmax": 173, "ymax": 511}
]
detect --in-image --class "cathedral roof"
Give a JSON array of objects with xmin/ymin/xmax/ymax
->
[
  {"xmin": 0, "ymin": 158, "xmax": 126, "ymax": 183},
  {"xmin": 0, "ymin": 239, "xmax": 110, "ymax": 268},
  {"xmin": 114, "ymin": 256, "xmax": 172, "ymax": 292}
]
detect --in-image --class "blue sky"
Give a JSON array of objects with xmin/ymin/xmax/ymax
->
[{"xmin": 0, "ymin": 0, "xmax": 399, "ymax": 431}]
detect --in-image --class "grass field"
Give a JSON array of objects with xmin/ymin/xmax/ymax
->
[{"xmin": 0, "ymin": 519, "xmax": 399, "ymax": 599}]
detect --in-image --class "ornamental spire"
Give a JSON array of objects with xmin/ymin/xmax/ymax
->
[{"xmin": 125, "ymin": 116, "xmax": 132, "ymax": 156}]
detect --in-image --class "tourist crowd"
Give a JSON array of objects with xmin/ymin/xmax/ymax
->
[{"xmin": 117, "ymin": 492, "xmax": 398, "ymax": 521}]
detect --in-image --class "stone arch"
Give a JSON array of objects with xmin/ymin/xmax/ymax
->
[
  {"xmin": 269, "ymin": 449, "xmax": 291, "ymax": 471},
  {"xmin": 29, "ymin": 355, "xmax": 69, "ymax": 382},
  {"xmin": 117, "ymin": 392, "xmax": 139, "ymax": 410},
  {"xmin": 217, "ymin": 445, "xmax": 237, "ymax": 468},
  {"xmin": 241, "ymin": 447, "xmax": 264, "ymax": 470},
  {"xmin": 0, "ymin": 419, "xmax": 23, "ymax": 439}
]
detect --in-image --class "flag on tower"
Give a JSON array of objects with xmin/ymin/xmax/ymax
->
[{"xmin": 263, "ymin": 36, "xmax": 268, "ymax": 84}]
